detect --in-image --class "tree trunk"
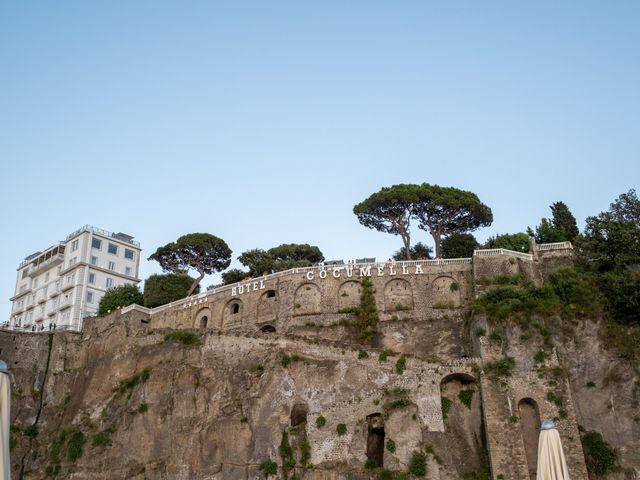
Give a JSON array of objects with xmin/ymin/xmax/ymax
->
[
  {"xmin": 186, "ymin": 272, "xmax": 204, "ymax": 297},
  {"xmin": 402, "ymin": 234, "xmax": 412, "ymax": 260},
  {"xmin": 433, "ymin": 232, "xmax": 443, "ymax": 259}
]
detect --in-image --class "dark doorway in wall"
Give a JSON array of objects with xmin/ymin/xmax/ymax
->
[
  {"xmin": 232, "ymin": 303, "xmax": 240, "ymax": 314},
  {"xmin": 366, "ymin": 413, "xmax": 385, "ymax": 468},
  {"xmin": 291, "ymin": 403, "xmax": 308, "ymax": 427},
  {"xmin": 518, "ymin": 398, "xmax": 541, "ymax": 479},
  {"xmin": 260, "ymin": 325, "xmax": 276, "ymax": 334},
  {"xmin": 266, "ymin": 290, "xmax": 276, "ymax": 298},
  {"xmin": 200, "ymin": 316, "xmax": 208, "ymax": 329}
]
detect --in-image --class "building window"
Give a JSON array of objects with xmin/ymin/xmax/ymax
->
[
  {"xmin": 45, "ymin": 272, "xmax": 50, "ymax": 282},
  {"xmin": 71, "ymin": 239, "xmax": 79, "ymax": 252},
  {"xmin": 22, "ymin": 269, "xmax": 28, "ymax": 279},
  {"xmin": 125, "ymin": 266, "xmax": 132, "ymax": 276},
  {"xmin": 86, "ymin": 292, "xmax": 94, "ymax": 303},
  {"xmin": 108, "ymin": 243, "xmax": 118, "ymax": 255},
  {"xmin": 108, "ymin": 261, "xmax": 115, "ymax": 271},
  {"xmin": 92, "ymin": 238, "xmax": 102, "ymax": 250},
  {"xmin": 124, "ymin": 248, "xmax": 134, "ymax": 260},
  {"xmin": 34, "ymin": 278, "xmax": 38, "ymax": 288},
  {"xmin": 68, "ymin": 257, "xmax": 76, "ymax": 267},
  {"xmin": 88, "ymin": 273, "xmax": 95, "ymax": 284},
  {"xmin": 106, "ymin": 278, "xmax": 114, "ymax": 289}
]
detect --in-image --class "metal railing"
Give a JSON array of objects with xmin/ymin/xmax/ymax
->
[{"xmin": 65, "ymin": 225, "xmax": 141, "ymax": 247}]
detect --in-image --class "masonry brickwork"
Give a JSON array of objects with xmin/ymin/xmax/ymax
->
[{"xmin": 0, "ymin": 244, "xmax": 599, "ymax": 480}]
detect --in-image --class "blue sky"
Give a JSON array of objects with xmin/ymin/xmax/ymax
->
[{"xmin": 1, "ymin": 1, "xmax": 638, "ymax": 315}]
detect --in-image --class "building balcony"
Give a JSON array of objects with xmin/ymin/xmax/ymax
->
[
  {"xmin": 10, "ymin": 288, "xmax": 31, "ymax": 302},
  {"xmin": 61, "ymin": 282, "xmax": 75, "ymax": 292},
  {"xmin": 49, "ymin": 288, "xmax": 60, "ymax": 298},
  {"xmin": 25, "ymin": 251, "xmax": 65, "ymax": 278},
  {"xmin": 37, "ymin": 294, "xmax": 47, "ymax": 304}
]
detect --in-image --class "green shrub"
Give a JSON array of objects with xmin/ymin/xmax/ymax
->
[
  {"xmin": 581, "ymin": 430, "xmax": 616, "ymax": 476},
  {"xmin": 395, "ymin": 355, "xmax": 406, "ymax": 374},
  {"xmin": 385, "ymin": 439, "xmax": 396, "ymax": 453},
  {"xmin": 395, "ymin": 303, "xmax": 411, "ymax": 311},
  {"xmin": 92, "ymin": 431, "xmax": 112, "ymax": 448},
  {"xmin": 409, "ymin": 450, "xmax": 427, "ymax": 476},
  {"xmin": 473, "ymin": 327, "xmax": 486, "ymax": 337},
  {"xmin": 336, "ymin": 423, "xmax": 347, "ymax": 436},
  {"xmin": 143, "ymin": 273, "xmax": 200, "ymax": 308},
  {"xmin": 279, "ymin": 431, "xmax": 295, "ymax": 470},
  {"xmin": 164, "ymin": 330, "xmax": 201, "ymax": 346},
  {"xmin": 379, "ymin": 350, "xmax": 392, "ymax": 362},
  {"xmin": 458, "ymin": 389, "xmax": 474, "ymax": 409},
  {"xmin": 259, "ymin": 459, "xmax": 277, "ymax": 477},
  {"xmin": 315, "ymin": 415, "xmax": 326, "ymax": 428},
  {"xmin": 281, "ymin": 355, "xmax": 291, "ymax": 368},
  {"xmin": 24, "ymin": 424, "xmax": 38, "ymax": 438},
  {"xmin": 98, "ymin": 284, "xmax": 143, "ymax": 316},
  {"xmin": 534, "ymin": 350, "xmax": 548, "ymax": 365},
  {"xmin": 484, "ymin": 357, "xmax": 515, "ymax": 378},
  {"xmin": 67, "ymin": 430, "xmax": 85, "ymax": 462},
  {"xmin": 358, "ymin": 350, "xmax": 369, "ymax": 359},
  {"xmin": 441, "ymin": 397, "xmax": 452, "ymax": 420},
  {"xmin": 300, "ymin": 437, "xmax": 311, "ymax": 466},
  {"xmin": 546, "ymin": 391, "xmax": 563, "ymax": 407},
  {"xmin": 137, "ymin": 402, "xmax": 148, "ymax": 414},
  {"xmin": 599, "ymin": 269, "xmax": 640, "ymax": 325},
  {"xmin": 114, "ymin": 368, "xmax": 151, "ymax": 397}
]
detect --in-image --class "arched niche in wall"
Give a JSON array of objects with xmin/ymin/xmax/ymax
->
[
  {"xmin": 222, "ymin": 299, "xmax": 243, "ymax": 328},
  {"xmin": 365, "ymin": 412, "xmax": 385, "ymax": 468},
  {"xmin": 259, "ymin": 324, "xmax": 276, "ymax": 334},
  {"xmin": 383, "ymin": 278, "xmax": 413, "ymax": 312},
  {"xmin": 290, "ymin": 402, "xmax": 309, "ymax": 427},
  {"xmin": 430, "ymin": 276, "xmax": 461, "ymax": 308},
  {"xmin": 518, "ymin": 397, "xmax": 541, "ymax": 479},
  {"xmin": 257, "ymin": 289, "xmax": 278, "ymax": 321},
  {"xmin": 438, "ymin": 372, "xmax": 487, "ymax": 476},
  {"xmin": 194, "ymin": 307, "xmax": 212, "ymax": 330},
  {"xmin": 293, "ymin": 283, "xmax": 321, "ymax": 316},
  {"xmin": 337, "ymin": 280, "xmax": 361, "ymax": 310}
]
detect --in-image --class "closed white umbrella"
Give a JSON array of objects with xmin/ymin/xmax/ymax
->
[
  {"xmin": 0, "ymin": 360, "xmax": 10, "ymax": 480},
  {"xmin": 536, "ymin": 420, "xmax": 569, "ymax": 480}
]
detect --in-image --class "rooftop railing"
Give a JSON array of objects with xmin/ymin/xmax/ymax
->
[{"xmin": 65, "ymin": 225, "xmax": 140, "ymax": 248}]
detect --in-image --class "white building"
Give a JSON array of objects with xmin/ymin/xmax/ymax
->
[{"xmin": 7, "ymin": 225, "xmax": 142, "ymax": 331}]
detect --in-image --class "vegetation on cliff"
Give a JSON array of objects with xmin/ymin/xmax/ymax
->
[{"xmin": 143, "ymin": 273, "xmax": 200, "ymax": 307}]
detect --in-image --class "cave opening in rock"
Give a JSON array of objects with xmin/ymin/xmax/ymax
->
[
  {"xmin": 366, "ymin": 413, "xmax": 385, "ymax": 468},
  {"xmin": 291, "ymin": 403, "xmax": 308, "ymax": 427},
  {"xmin": 518, "ymin": 397, "xmax": 541, "ymax": 479},
  {"xmin": 200, "ymin": 316, "xmax": 208, "ymax": 329}
]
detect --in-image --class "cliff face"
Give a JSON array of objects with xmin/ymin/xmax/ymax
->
[{"xmin": 2, "ymin": 250, "xmax": 638, "ymax": 479}]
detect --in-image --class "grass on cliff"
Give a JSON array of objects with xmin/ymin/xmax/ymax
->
[
  {"xmin": 164, "ymin": 330, "xmax": 201, "ymax": 346},
  {"xmin": 114, "ymin": 368, "xmax": 151, "ymax": 398}
]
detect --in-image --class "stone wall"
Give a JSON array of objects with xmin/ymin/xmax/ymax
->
[{"xmin": 1, "ymin": 246, "xmax": 602, "ymax": 480}]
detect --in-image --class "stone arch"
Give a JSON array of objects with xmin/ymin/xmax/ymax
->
[
  {"xmin": 290, "ymin": 402, "xmax": 309, "ymax": 427},
  {"xmin": 259, "ymin": 324, "xmax": 276, "ymax": 334},
  {"xmin": 518, "ymin": 397, "xmax": 541, "ymax": 479},
  {"xmin": 257, "ymin": 289, "xmax": 278, "ymax": 321},
  {"xmin": 293, "ymin": 283, "xmax": 321, "ymax": 315},
  {"xmin": 222, "ymin": 299, "xmax": 243, "ymax": 328},
  {"xmin": 338, "ymin": 280, "xmax": 361, "ymax": 310},
  {"xmin": 366, "ymin": 412, "xmax": 385, "ymax": 468},
  {"xmin": 194, "ymin": 307, "xmax": 212, "ymax": 329},
  {"xmin": 430, "ymin": 276, "xmax": 461, "ymax": 308},
  {"xmin": 384, "ymin": 278, "xmax": 413, "ymax": 312}
]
